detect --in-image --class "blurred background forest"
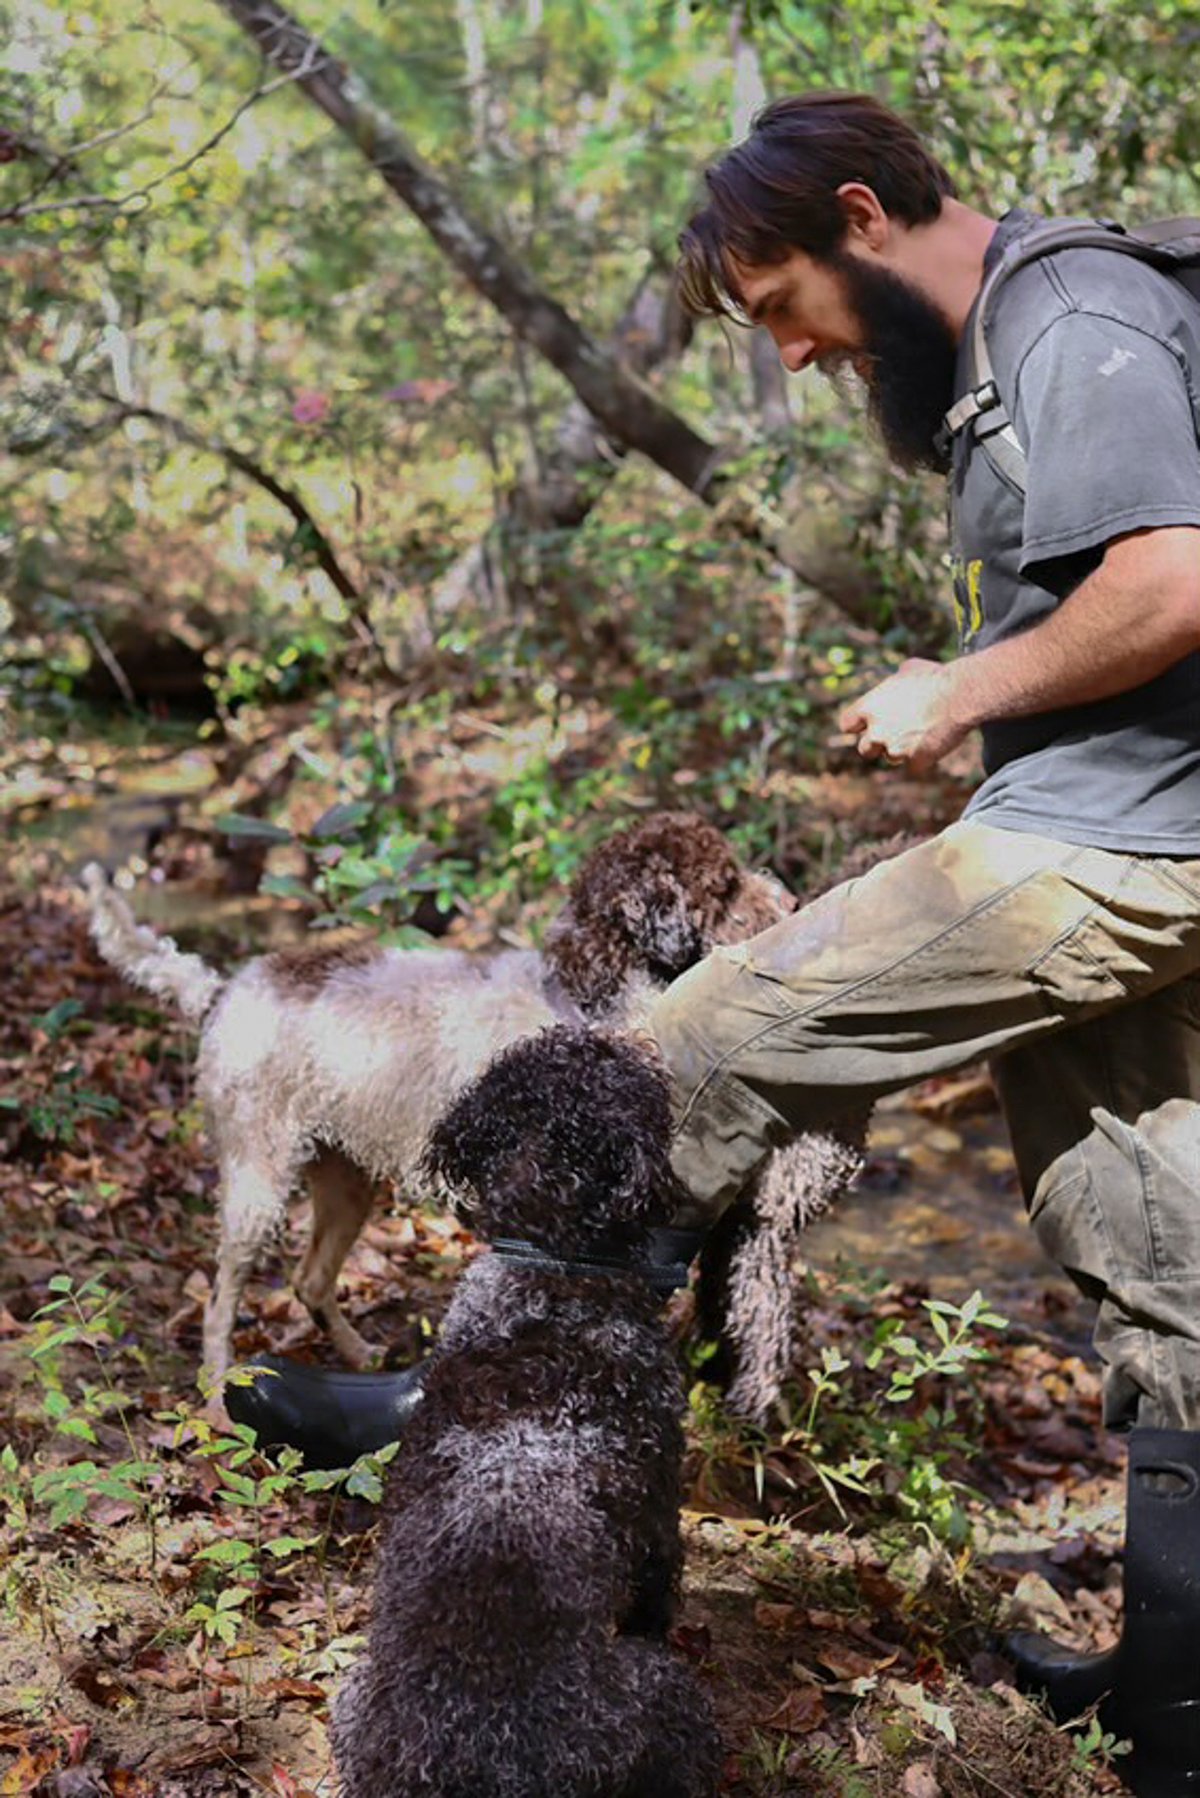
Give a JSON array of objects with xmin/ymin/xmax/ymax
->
[{"xmin": 6, "ymin": 0, "xmax": 1200, "ymax": 924}]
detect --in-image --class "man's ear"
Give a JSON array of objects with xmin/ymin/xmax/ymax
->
[{"xmin": 836, "ymin": 181, "xmax": 889, "ymax": 252}]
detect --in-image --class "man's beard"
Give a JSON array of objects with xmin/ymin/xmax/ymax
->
[{"xmin": 820, "ymin": 251, "xmax": 958, "ymax": 475}]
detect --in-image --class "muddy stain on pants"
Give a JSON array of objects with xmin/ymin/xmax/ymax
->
[{"xmin": 650, "ymin": 819, "xmax": 1200, "ymax": 1429}]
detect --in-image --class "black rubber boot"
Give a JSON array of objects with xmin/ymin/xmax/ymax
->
[
  {"xmin": 224, "ymin": 1355, "xmax": 427, "ymax": 1469},
  {"xmin": 1007, "ymin": 1426, "xmax": 1200, "ymax": 1796},
  {"xmin": 224, "ymin": 1227, "xmax": 705, "ymax": 1469}
]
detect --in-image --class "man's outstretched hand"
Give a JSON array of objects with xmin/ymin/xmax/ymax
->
[{"xmin": 837, "ymin": 658, "xmax": 973, "ymax": 774}]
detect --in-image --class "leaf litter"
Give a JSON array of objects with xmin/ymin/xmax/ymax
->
[{"xmin": 0, "ymin": 866, "xmax": 1131, "ymax": 1796}]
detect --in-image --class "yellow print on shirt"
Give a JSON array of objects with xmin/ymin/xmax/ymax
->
[{"xmin": 951, "ymin": 556, "xmax": 984, "ymax": 648}]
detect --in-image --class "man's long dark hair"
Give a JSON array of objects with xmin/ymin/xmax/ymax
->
[{"xmin": 679, "ymin": 92, "xmax": 957, "ymax": 319}]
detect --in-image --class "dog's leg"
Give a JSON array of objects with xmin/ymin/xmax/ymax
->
[
  {"xmin": 292, "ymin": 1148, "xmax": 379, "ymax": 1369},
  {"xmin": 203, "ymin": 1154, "xmax": 291, "ymax": 1400},
  {"xmin": 610, "ymin": 1639, "xmax": 723, "ymax": 1798},
  {"xmin": 623, "ymin": 1532, "xmax": 682, "ymax": 1638}
]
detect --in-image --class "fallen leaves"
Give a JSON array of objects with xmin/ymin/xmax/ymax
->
[
  {"xmin": 760, "ymin": 1683, "xmax": 826, "ymax": 1735},
  {"xmin": 0, "ymin": 874, "xmax": 1126, "ymax": 1798},
  {"xmin": 0, "ymin": 1721, "xmax": 91, "ymax": 1797},
  {"xmin": 901, "ymin": 1761, "xmax": 942, "ymax": 1797}
]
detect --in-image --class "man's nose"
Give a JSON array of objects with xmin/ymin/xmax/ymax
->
[{"xmin": 778, "ymin": 335, "xmax": 816, "ymax": 374}]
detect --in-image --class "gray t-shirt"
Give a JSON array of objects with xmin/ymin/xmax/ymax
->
[{"xmin": 950, "ymin": 208, "xmax": 1200, "ymax": 853}]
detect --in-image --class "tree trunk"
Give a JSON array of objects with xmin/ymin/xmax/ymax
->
[
  {"xmin": 214, "ymin": 0, "xmax": 719, "ymax": 498},
  {"xmin": 513, "ymin": 264, "xmax": 695, "ymax": 532},
  {"xmin": 729, "ymin": 4, "xmax": 792, "ymax": 438},
  {"xmin": 210, "ymin": 0, "xmax": 904, "ymax": 623}
]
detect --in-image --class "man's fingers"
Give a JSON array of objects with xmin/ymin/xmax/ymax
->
[{"xmin": 857, "ymin": 734, "xmax": 909, "ymax": 767}]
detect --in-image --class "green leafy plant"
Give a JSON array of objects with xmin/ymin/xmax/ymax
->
[
  {"xmin": 207, "ymin": 622, "xmax": 342, "ymax": 714},
  {"xmin": 741, "ymin": 1728, "xmax": 796, "ymax": 1785},
  {"xmin": 1067, "ymin": 1712, "xmax": 1132, "ymax": 1776},
  {"xmin": 218, "ymin": 802, "xmax": 473, "ymax": 941},
  {"xmin": 172, "ymin": 1383, "xmax": 399, "ymax": 1651},
  {"xmin": 692, "ymin": 1285, "xmax": 1007, "ymax": 1544},
  {"xmin": 12, "ymin": 1283, "xmax": 398, "ymax": 1663},
  {"xmin": 0, "ymin": 1000, "xmax": 121, "ymax": 1144},
  {"xmin": 20, "ymin": 1274, "xmax": 163, "ymax": 1560},
  {"xmin": 799, "ymin": 1742, "xmax": 874, "ymax": 1797}
]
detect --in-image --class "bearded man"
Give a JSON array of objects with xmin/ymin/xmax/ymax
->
[
  {"xmin": 658, "ymin": 90, "xmax": 1200, "ymax": 1797},
  {"xmin": 229, "ymin": 89, "xmax": 1200, "ymax": 1794}
]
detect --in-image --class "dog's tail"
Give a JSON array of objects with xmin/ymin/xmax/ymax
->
[{"xmin": 81, "ymin": 864, "xmax": 224, "ymax": 1024}]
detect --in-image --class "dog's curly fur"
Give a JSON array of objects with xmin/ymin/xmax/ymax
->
[
  {"xmin": 82, "ymin": 812, "xmax": 795, "ymax": 1384},
  {"xmin": 330, "ymin": 1026, "xmax": 721, "ymax": 1798}
]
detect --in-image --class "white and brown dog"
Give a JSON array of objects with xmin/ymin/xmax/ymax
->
[{"xmin": 83, "ymin": 813, "xmax": 794, "ymax": 1391}]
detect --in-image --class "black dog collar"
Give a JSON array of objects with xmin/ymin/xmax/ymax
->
[{"xmin": 491, "ymin": 1238, "xmax": 692, "ymax": 1295}]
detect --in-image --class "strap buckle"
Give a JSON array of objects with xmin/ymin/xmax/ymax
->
[{"xmin": 941, "ymin": 378, "xmax": 1002, "ymax": 439}]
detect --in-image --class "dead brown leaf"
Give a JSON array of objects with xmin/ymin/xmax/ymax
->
[
  {"xmin": 150, "ymin": 1723, "xmax": 245, "ymax": 1775},
  {"xmin": 258, "ymin": 1678, "xmax": 326, "ymax": 1705},
  {"xmin": 759, "ymin": 1683, "xmax": 827, "ymax": 1735},
  {"xmin": 901, "ymin": 1762, "xmax": 942, "ymax": 1797},
  {"xmin": 813, "ymin": 1640, "xmax": 898, "ymax": 1682},
  {"xmin": 0, "ymin": 1742, "xmax": 61, "ymax": 1796},
  {"xmin": 106, "ymin": 1773, "xmax": 159, "ymax": 1798},
  {"xmin": 909, "ymin": 1070, "xmax": 996, "ymax": 1120},
  {"xmin": 753, "ymin": 1601, "xmax": 799, "ymax": 1632},
  {"xmin": 62, "ymin": 1656, "xmax": 137, "ymax": 1710}
]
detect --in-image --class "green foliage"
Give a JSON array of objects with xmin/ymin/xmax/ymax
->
[
  {"xmin": 874, "ymin": 1290, "xmax": 1009, "ymax": 1401},
  {"xmin": 1068, "ymin": 1712, "xmax": 1132, "ymax": 1776},
  {"xmin": 806, "ymin": 1290, "xmax": 1008, "ymax": 1544},
  {"xmin": 799, "ymin": 1743, "xmax": 873, "ymax": 1797},
  {"xmin": 6, "ymin": 0, "xmax": 1199, "ymax": 737},
  {"xmin": 20, "ymin": 1274, "xmax": 163, "ymax": 1549},
  {"xmin": 183, "ymin": 1581, "xmax": 255, "ymax": 1648},
  {"xmin": 692, "ymin": 1286, "xmax": 1007, "ymax": 1544},
  {"xmin": 479, "ymin": 751, "xmax": 641, "ymax": 903},
  {"xmin": 9, "ymin": 1269, "xmax": 397, "ymax": 1660},
  {"xmin": 741, "ymin": 1729, "xmax": 805, "ymax": 1788},
  {"xmin": 0, "ymin": 1001, "xmax": 121, "ymax": 1143},
  {"xmin": 209, "ymin": 622, "xmax": 343, "ymax": 713},
  {"xmin": 220, "ymin": 798, "xmax": 474, "ymax": 939}
]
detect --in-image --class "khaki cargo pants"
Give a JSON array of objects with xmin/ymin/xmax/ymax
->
[{"xmin": 649, "ymin": 820, "xmax": 1200, "ymax": 1430}]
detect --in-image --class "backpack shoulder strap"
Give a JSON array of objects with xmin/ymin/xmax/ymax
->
[{"xmin": 942, "ymin": 217, "xmax": 1200, "ymax": 495}]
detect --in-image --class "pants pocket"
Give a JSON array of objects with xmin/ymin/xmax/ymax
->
[
  {"xmin": 1025, "ymin": 910, "xmax": 1135, "ymax": 1014},
  {"xmin": 1027, "ymin": 1155, "xmax": 1113, "ymax": 1298}
]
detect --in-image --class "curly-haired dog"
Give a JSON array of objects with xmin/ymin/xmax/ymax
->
[
  {"xmin": 82, "ymin": 811, "xmax": 792, "ymax": 1384},
  {"xmin": 330, "ymin": 1025, "xmax": 722, "ymax": 1798}
]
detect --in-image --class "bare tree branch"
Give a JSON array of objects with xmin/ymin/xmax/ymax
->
[
  {"xmin": 17, "ymin": 387, "xmax": 377, "ymax": 644},
  {"xmin": 92, "ymin": 394, "xmax": 365, "ymax": 609},
  {"xmin": 0, "ymin": 61, "xmax": 300, "ymax": 224}
]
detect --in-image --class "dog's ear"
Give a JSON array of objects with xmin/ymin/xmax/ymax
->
[{"xmin": 542, "ymin": 876, "xmax": 703, "ymax": 1015}]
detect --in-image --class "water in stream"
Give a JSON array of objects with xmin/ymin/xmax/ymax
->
[{"xmin": 810, "ymin": 1092, "xmax": 1091, "ymax": 1350}]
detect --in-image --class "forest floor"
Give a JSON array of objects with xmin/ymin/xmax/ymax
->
[{"xmin": 0, "ymin": 712, "xmax": 1137, "ymax": 1798}]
